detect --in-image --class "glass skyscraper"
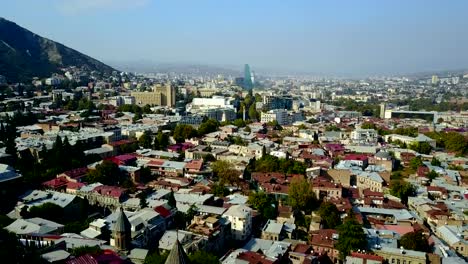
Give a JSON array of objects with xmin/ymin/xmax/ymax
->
[{"xmin": 243, "ymin": 64, "xmax": 253, "ymax": 90}]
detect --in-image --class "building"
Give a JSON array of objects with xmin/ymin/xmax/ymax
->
[
  {"xmin": 261, "ymin": 109, "xmax": 303, "ymax": 125},
  {"xmin": 164, "ymin": 238, "xmax": 190, "ymax": 264},
  {"xmin": 110, "ymin": 207, "xmax": 131, "ymax": 251},
  {"xmin": 110, "ymin": 96, "xmax": 136, "ymax": 107},
  {"xmin": 374, "ymin": 247, "xmax": 426, "ymax": 264},
  {"xmin": 356, "ymin": 171, "xmax": 384, "ymax": 193},
  {"xmin": 384, "ymin": 134, "xmax": 437, "ymax": 148},
  {"xmin": 222, "ymin": 204, "xmax": 252, "ymax": 241},
  {"xmin": 261, "ymin": 109, "xmax": 288, "ymax": 125},
  {"xmin": 263, "ymin": 95, "xmax": 293, "ymax": 111},
  {"xmin": 350, "ymin": 129, "xmax": 378, "ymax": 143},
  {"xmin": 380, "ymin": 103, "xmax": 387, "ymax": 119},
  {"xmin": 261, "ymin": 219, "xmax": 295, "ymax": 241},
  {"xmin": 436, "ymin": 225, "xmax": 468, "ymax": 257},
  {"xmin": 431, "ymin": 75, "xmax": 439, "ymax": 85},
  {"xmin": 131, "ymin": 83, "xmax": 176, "ymax": 107},
  {"xmin": 244, "ymin": 64, "xmax": 253, "ymax": 90}
]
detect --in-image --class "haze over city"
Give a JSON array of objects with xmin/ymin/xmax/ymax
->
[
  {"xmin": 0, "ymin": 1, "xmax": 468, "ymax": 264},
  {"xmin": 4, "ymin": 0, "xmax": 468, "ymax": 76}
]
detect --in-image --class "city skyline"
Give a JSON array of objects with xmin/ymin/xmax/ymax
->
[{"xmin": 2, "ymin": 0, "xmax": 468, "ymax": 76}]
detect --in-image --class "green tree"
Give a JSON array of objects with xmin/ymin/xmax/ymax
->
[
  {"xmin": 317, "ymin": 202, "xmax": 342, "ymax": 229},
  {"xmin": 409, "ymin": 156, "xmax": 423, "ymax": 170},
  {"xmin": 360, "ymin": 122, "xmax": 377, "ymax": 129},
  {"xmin": 248, "ymin": 104, "xmax": 258, "ymax": 121},
  {"xmin": 390, "ymin": 181, "xmax": 416, "ymax": 204},
  {"xmin": 70, "ymin": 245, "xmax": 103, "ymax": 257},
  {"xmin": 173, "ymin": 124, "xmax": 198, "ymax": 143},
  {"xmin": 335, "ymin": 215, "xmax": 367, "ymax": 260},
  {"xmin": 198, "ymin": 118, "xmax": 219, "ymax": 136},
  {"xmin": 430, "ymin": 157, "xmax": 441, "ymax": 166},
  {"xmin": 247, "ymin": 191, "xmax": 277, "ymax": 220},
  {"xmin": 444, "ymin": 132, "xmax": 468, "ymax": 155},
  {"xmin": 167, "ymin": 190, "xmax": 177, "ymax": 208},
  {"xmin": 427, "ymin": 170, "xmax": 438, "ymax": 180},
  {"xmin": 139, "ymin": 130, "xmax": 153, "ymax": 149},
  {"xmin": 29, "ymin": 203, "xmax": 64, "ymax": 223},
  {"xmin": 154, "ymin": 131, "xmax": 169, "ymax": 150},
  {"xmin": 211, "ymin": 160, "xmax": 240, "ymax": 185},
  {"xmin": 144, "ymin": 251, "xmax": 169, "ymax": 264},
  {"xmin": 288, "ymin": 176, "xmax": 316, "ymax": 213},
  {"xmin": 409, "ymin": 142, "xmax": 432, "ymax": 155},
  {"xmin": 85, "ymin": 160, "xmax": 122, "ymax": 185},
  {"xmin": 189, "ymin": 250, "xmax": 219, "ymax": 264},
  {"xmin": 211, "ymin": 183, "xmax": 230, "ymax": 197},
  {"xmin": 400, "ymin": 231, "xmax": 430, "ymax": 252}
]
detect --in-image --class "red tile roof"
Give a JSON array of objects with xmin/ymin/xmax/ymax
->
[
  {"xmin": 155, "ymin": 205, "xmax": 172, "ymax": 218},
  {"xmin": 93, "ymin": 185, "xmax": 126, "ymax": 198},
  {"xmin": 62, "ymin": 167, "xmax": 89, "ymax": 179},
  {"xmin": 350, "ymin": 252, "xmax": 384, "ymax": 262},
  {"xmin": 344, "ymin": 154, "xmax": 369, "ymax": 161},
  {"xmin": 236, "ymin": 251, "xmax": 277, "ymax": 264},
  {"xmin": 42, "ymin": 176, "xmax": 69, "ymax": 189}
]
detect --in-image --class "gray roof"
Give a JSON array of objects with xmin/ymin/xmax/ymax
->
[
  {"xmin": 357, "ymin": 207, "xmax": 413, "ymax": 221},
  {"xmin": 41, "ymin": 250, "xmax": 70, "ymax": 262},
  {"xmin": 164, "ymin": 239, "xmax": 190, "ymax": 264},
  {"xmin": 262, "ymin": 219, "xmax": 283, "ymax": 235},
  {"xmin": 6, "ymin": 218, "xmax": 63, "ymax": 235},
  {"xmin": 113, "ymin": 207, "xmax": 131, "ymax": 233}
]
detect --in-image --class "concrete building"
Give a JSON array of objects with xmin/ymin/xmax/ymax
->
[
  {"xmin": 131, "ymin": 83, "xmax": 176, "ymax": 107},
  {"xmin": 222, "ymin": 204, "xmax": 252, "ymax": 241},
  {"xmin": 375, "ymin": 247, "xmax": 427, "ymax": 264}
]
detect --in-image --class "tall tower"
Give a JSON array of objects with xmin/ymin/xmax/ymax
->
[
  {"xmin": 165, "ymin": 239, "xmax": 190, "ymax": 264},
  {"xmin": 243, "ymin": 64, "xmax": 253, "ymax": 90},
  {"xmin": 111, "ymin": 207, "xmax": 131, "ymax": 251},
  {"xmin": 380, "ymin": 103, "xmax": 386, "ymax": 119}
]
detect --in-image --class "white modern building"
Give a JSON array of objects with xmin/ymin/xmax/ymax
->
[{"xmin": 222, "ymin": 204, "xmax": 252, "ymax": 241}]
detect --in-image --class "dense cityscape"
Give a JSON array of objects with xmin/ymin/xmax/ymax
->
[{"xmin": 1, "ymin": 2, "xmax": 468, "ymax": 264}]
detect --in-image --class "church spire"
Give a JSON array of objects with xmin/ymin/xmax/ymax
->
[{"xmin": 164, "ymin": 233, "xmax": 190, "ymax": 264}]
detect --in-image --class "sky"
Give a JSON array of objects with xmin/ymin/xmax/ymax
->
[{"xmin": 3, "ymin": 0, "xmax": 468, "ymax": 76}]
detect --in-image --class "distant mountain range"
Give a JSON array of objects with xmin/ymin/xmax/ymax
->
[{"xmin": 0, "ymin": 17, "xmax": 115, "ymax": 83}]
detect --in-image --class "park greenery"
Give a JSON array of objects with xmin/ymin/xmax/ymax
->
[{"xmin": 250, "ymin": 154, "xmax": 307, "ymax": 175}]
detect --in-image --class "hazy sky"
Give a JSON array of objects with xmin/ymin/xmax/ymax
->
[{"xmin": 3, "ymin": 0, "xmax": 468, "ymax": 75}]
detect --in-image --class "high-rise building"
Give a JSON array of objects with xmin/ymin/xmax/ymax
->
[
  {"xmin": 243, "ymin": 64, "xmax": 253, "ymax": 90},
  {"xmin": 380, "ymin": 103, "xmax": 387, "ymax": 119},
  {"xmin": 431, "ymin": 75, "xmax": 439, "ymax": 85}
]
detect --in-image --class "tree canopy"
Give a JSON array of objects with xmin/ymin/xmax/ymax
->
[
  {"xmin": 211, "ymin": 160, "xmax": 240, "ymax": 186},
  {"xmin": 247, "ymin": 191, "xmax": 277, "ymax": 220},
  {"xmin": 317, "ymin": 202, "xmax": 342, "ymax": 229},
  {"xmin": 409, "ymin": 142, "xmax": 432, "ymax": 155},
  {"xmin": 173, "ymin": 124, "xmax": 198, "ymax": 143},
  {"xmin": 400, "ymin": 231, "xmax": 430, "ymax": 252},
  {"xmin": 252, "ymin": 155, "xmax": 307, "ymax": 175},
  {"xmin": 288, "ymin": 176, "xmax": 316, "ymax": 213},
  {"xmin": 335, "ymin": 215, "xmax": 367, "ymax": 260},
  {"xmin": 390, "ymin": 181, "xmax": 416, "ymax": 204},
  {"xmin": 85, "ymin": 160, "xmax": 123, "ymax": 185}
]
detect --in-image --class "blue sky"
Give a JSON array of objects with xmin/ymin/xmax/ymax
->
[{"xmin": 3, "ymin": 0, "xmax": 468, "ymax": 75}]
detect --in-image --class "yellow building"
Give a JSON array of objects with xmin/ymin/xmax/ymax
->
[
  {"xmin": 131, "ymin": 83, "xmax": 175, "ymax": 107},
  {"xmin": 375, "ymin": 247, "xmax": 427, "ymax": 264}
]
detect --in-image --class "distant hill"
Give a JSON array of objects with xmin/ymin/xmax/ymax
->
[{"xmin": 0, "ymin": 17, "xmax": 115, "ymax": 83}]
